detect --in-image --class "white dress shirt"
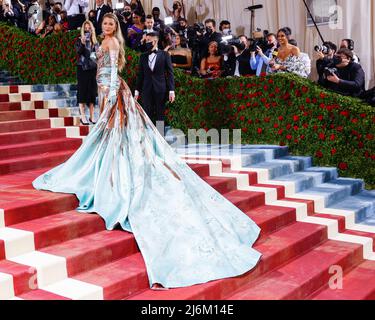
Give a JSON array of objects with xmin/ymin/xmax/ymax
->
[{"xmin": 65, "ymin": 0, "xmax": 88, "ymax": 16}]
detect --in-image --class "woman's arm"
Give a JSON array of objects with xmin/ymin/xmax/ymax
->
[
  {"xmin": 200, "ymin": 58, "xmax": 207, "ymax": 75},
  {"xmin": 108, "ymin": 38, "xmax": 120, "ymax": 102},
  {"xmin": 163, "ymin": 0, "xmax": 172, "ymax": 16}
]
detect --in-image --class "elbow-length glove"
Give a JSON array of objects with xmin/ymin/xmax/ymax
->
[{"xmin": 108, "ymin": 49, "xmax": 119, "ymax": 104}]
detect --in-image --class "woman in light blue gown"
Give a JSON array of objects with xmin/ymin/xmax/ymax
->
[{"xmin": 33, "ymin": 13, "xmax": 262, "ymax": 290}]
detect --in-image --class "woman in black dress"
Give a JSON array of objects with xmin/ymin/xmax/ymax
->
[{"xmin": 75, "ymin": 20, "xmax": 99, "ymax": 125}]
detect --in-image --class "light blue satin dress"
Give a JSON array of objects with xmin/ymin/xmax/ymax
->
[{"xmin": 33, "ymin": 47, "xmax": 262, "ymax": 288}]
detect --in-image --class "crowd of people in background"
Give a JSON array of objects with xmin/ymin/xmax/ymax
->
[{"xmin": 0, "ymin": 0, "xmax": 369, "ymax": 100}]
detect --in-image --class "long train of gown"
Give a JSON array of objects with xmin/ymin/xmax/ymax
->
[{"xmin": 33, "ymin": 47, "xmax": 262, "ymax": 288}]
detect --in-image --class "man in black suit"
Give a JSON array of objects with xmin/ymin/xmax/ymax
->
[
  {"xmin": 94, "ymin": 0, "xmax": 112, "ymax": 36},
  {"xmin": 135, "ymin": 32, "xmax": 175, "ymax": 124},
  {"xmin": 321, "ymin": 48, "xmax": 365, "ymax": 98}
]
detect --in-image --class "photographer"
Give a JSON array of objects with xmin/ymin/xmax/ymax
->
[
  {"xmin": 75, "ymin": 20, "xmax": 98, "ymax": 125},
  {"xmin": 219, "ymin": 20, "xmax": 231, "ymax": 36},
  {"xmin": 185, "ymin": 21, "xmax": 204, "ymax": 74},
  {"xmin": 222, "ymin": 36, "xmax": 253, "ymax": 77},
  {"xmin": 250, "ymin": 33, "xmax": 278, "ymax": 76},
  {"xmin": 340, "ymin": 39, "xmax": 360, "ymax": 64},
  {"xmin": 175, "ymin": 17, "xmax": 188, "ymax": 39},
  {"xmin": 315, "ymin": 41, "xmax": 337, "ymax": 85},
  {"xmin": 321, "ymin": 48, "xmax": 365, "ymax": 98}
]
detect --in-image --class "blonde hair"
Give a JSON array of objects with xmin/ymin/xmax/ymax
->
[
  {"xmin": 80, "ymin": 20, "xmax": 98, "ymax": 45},
  {"xmin": 102, "ymin": 13, "xmax": 126, "ymax": 72}
]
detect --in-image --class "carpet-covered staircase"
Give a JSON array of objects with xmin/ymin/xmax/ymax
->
[{"xmin": 0, "ymin": 80, "xmax": 375, "ymax": 300}]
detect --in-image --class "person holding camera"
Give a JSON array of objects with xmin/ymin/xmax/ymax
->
[
  {"xmin": 250, "ymin": 33, "xmax": 278, "ymax": 76},
  {"xmin": 75, "ymin": 20, "xmax": 99, "ymax": 125},
  {"xmin": 315, "ymin": 41, "xmax": 337, "ymax": 85},
  {"xmin": 320, "ymin": 48, "xmax": 365, "ymax": 98},
  {"xmin": 219, "ymin": 20, "xmax": 231, "ymax": 36},
  {"xmin": 340, "ymin": 39, "xmax": 360, "ymax": 64},
  {"xmin": 223, "ymin": 36, "xmax": 253, "ymax": 77}
]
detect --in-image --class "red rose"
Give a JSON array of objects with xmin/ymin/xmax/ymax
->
[
  {"xmin": 242, "ymin": 128, "xmax": 248, "ymax": 133},
  {"xmin": 339, "ymin": 162, "xmax": 348, "ymax": 170},
  {"xmin": 278, "ymin": 116, "xmax": 284, "ymax": 121},
  {"xmin": 336, "ymin": 126, "xmax": 344, "ymax": 132},
  {"xmin": 317, "ymin": 115, "xmax": 324, "ymax": 121},
  {"xmin": 331, "ymin": 149, "xmax": 337, "ymax": 156},
  {"xmin": 340, "ymin": 111, "xmax": 350, "ymax": 118},
  {"xmin": 257, "ymin": 128, "xmax": 263, "ymax": 134},
  {"xmin": 330, "ymin": 134, "xmax": 336, "ymax": 141},
  {"xmin": 274, "ymin": 123, "xmax": 279, "ymax": 128},
  {"xmin": 316, "ymin": 151, "xmax": 323, "ymax": 158},
  {"xmin": 319, "ymin": 133, "xmax": 326, "ymax": 140},
  {"xmin": 286, "ymin": 134, "xmax": 292, "ymax": 140},
  {"xmin": 320, "ymin": 92, "xmax": 326, "ymax": 99},
  {"xmin": 366, "ymin": 134, "xmax": 374, "ymax": 141},
  {"xmin": 293, "ymin": 115, "xmax": 300, "ymax": 122}
]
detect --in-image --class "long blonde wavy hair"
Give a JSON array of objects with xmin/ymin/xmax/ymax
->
[
  {"xmin": 80, "ymin": 20, "xmax": 98, "ymax": 45},
  {"xmin": 102, "ymin": 13, "xmax": 126, "ymax": 72}
]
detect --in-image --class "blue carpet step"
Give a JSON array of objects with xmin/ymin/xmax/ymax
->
[{"xmin": 294, "ymin": 178, "xmax": 365, "ymax": 209}]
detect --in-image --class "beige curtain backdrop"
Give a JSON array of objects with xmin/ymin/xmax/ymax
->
[{"xmin": 104, "ymin": 0, "xmax": 375, "ymax": 87}]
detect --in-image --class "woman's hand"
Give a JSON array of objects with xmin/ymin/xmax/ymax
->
[{"xmin": 272, "ymin": 63, "xmax": 281, "ymax": 71}]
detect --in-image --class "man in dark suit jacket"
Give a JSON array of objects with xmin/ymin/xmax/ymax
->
[
  {"xmin": 321, "ymin": 48, "xmax": 365, "ymax": 98},
  {"xmin": 94, "ymin": 0, "xmax": 112, "ymax": 36},
  {"xmin": 135, "ymin": 32, "xmax": 175, "ymax": 124}
]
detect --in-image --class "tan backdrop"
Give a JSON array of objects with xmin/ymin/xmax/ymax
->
[{"xmin": 105, "ymin": 0, "xmax": 374, "ymax": 87}]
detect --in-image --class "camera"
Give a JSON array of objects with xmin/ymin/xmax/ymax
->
[
  {"xmin": 315, "ymin": 45, "xmax": 330, "ymax": 54},
  {"xmin": 221, "ymin": 36, "xmax": 246, "ymax": 55},
  {"xmin": 324, "ymin": 67, "xmax": 338, "ymax": 77}
]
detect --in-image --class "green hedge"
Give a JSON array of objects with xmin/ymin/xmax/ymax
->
[{"xmin": 1, "ymin": 23, "xmax": 374, "ymax": 187}]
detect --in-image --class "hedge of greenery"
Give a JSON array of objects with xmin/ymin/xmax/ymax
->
[{"xmin": 1, "ymin": 23, "xmax": 374, "ymax": 187}]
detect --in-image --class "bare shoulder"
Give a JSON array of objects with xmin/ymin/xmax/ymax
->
[
  {"xmin": 108, "ymin": 37, "xmax": 120, "ymax": 50},
  {"xmin": 291, "ymin": 45, "xmax": 301, "ymax": 56}
]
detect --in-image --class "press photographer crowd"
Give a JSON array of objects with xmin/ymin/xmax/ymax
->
[{"xmin": 1, "ymin": 0, "xmax": 374, "ymax": 105}]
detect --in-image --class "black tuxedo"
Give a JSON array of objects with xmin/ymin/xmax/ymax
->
[
  {"xmin": 95, "ymin": 4, "xmax": 112, "ymax": 35},
  {"xmin": 223, "ymin": 49, "xmax": 255, "ymax": 77},
  {"xmin": 136, "ymin": 50, "xmax": 175, "ymax": 123}
]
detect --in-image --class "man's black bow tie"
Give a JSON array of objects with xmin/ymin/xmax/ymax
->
[{"xmin": 148, "ymin": 50, "xmax": 158, "ymax": 55}]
